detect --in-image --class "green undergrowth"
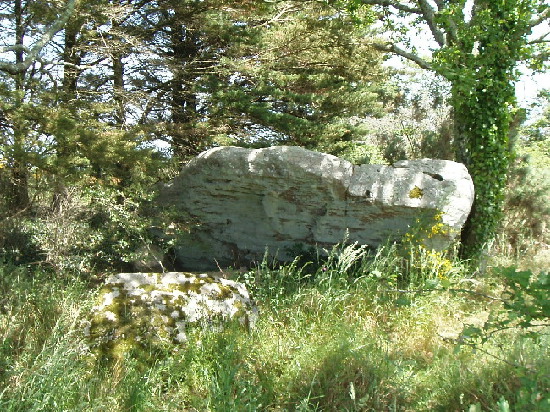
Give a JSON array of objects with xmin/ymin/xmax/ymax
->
[{"xmin": 0, "ymin": 243, "xmax": 548, "ymax": 411}]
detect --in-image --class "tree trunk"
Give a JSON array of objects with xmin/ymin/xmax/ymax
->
[
  {"xmin": 169, "ymin": 10, "xmax": 202, "ymax": 159},
  {"xmin": 452, "ymin": 77, "xmax": 513, "ymax": 260},
  {"xmin": 112, "ymin": 9, "xmax": 125, "ymax": 126},
  {"xmin": 6, "ymin": 0, "xmax": 30, "ymax": 213},
  {"xmin": 51, "ymin": 17, "xmax": 82, "ymax": 214},
  {"xmin": 113, "ymin": 53, "xmax": 125, "ymax": 125},
  {"xmin": 62, "ymin": 21, "xmax": 80, "ymax": 97}
]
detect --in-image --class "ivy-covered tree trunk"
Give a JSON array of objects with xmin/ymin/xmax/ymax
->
[
  {"xmin": 452, "ymin": 80, "xmax": 513, "ymax": 258},
  {"xmin": 439, "ymin": 0, "xmax": 530, "ymax": 258}
]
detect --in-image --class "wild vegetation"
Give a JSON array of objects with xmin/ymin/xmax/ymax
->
[
  {"xmin": 0, "ymin": 237, "xmax": 548, "ymax": 411},
  {"xmin": 0, "ymin": 0, "xmax": 549, "ymax": 411}
]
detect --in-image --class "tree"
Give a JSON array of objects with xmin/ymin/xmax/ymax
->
[
  {"xmin": 348, "ymin": 0, "xmax": 550, "ymax": 258},
  {"xmin": 0, "ymin": 0, "xmax": 157, "ymax": 214},
  {"xmin": 111, "ymin": 0, "xmax": 243, "ymax": 157},
  {"xmin": 0, "ymin": 0, "xmax": 77, "ymax": 212},
  {"xmin": 125, "ymin": 1, "xmax": 387, "ymax": 158},
  {"xmin": 208, "ymin": 1, "xmax": 387, "ymax": 154},
  {"xmin": 0, "ymin": 0, "xmax": 168, "ymax": 269}
]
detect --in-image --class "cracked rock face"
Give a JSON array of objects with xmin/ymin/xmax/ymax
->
[
  {"xmin": 160, "ymin": 146, "xmax": 474, "ymax": 270},
  {"xmin": 85, "ymin": 272, "xmax": 257, "ymax": 358}
]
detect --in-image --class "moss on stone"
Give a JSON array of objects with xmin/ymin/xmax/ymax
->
[
  {"xmin": 409, "ymin": 186, "xmax": 424, "ymax": 199},
  {"xmin": 86, "ymin": 272, "xmax": 258, "ymax": 361}
]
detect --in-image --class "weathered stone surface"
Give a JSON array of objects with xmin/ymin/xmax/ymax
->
[
  {"xmin": 160, "ymin": 146, "xmax": 474, "ymax": 270},
  {"xmin": 85, "ymin": 272, "xmax": 257, "ymax": 357},
  {"xmin": 131, "ymin": 244, "xmax": 165, "ymax": 272}
]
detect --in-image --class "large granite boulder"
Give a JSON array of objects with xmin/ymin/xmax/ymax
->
[
  {"xmin": 160, "ymin": 146, "xmax": 474, "ymax": 270},
  {"xmin": 84, "ymin": 272, "xmax": 258, "ymax": 358}
]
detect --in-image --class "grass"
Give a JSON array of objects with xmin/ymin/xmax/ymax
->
[{"xmin": 0, "ymin": 243, "xmax": 548, "ymax": 411}]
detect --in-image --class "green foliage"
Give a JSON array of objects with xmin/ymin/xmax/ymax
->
[
  {"xmin": 457, "ymin": 266, "xmax": 550, "ymax": 411},
  {"xmin": 500, "ymin": 267, "xmax": 549, "ymax": 331},
  {"xmin": 460, "ymin": 267, "xmax": 549, "ymax": 345},
  {"xmin": 332, "ymin": 140, "xmax": 388, "ymax": 165},
  {"xmin": 523, "ymin": 92, "xmax": 550, "ymax": 143},
  {"xmin": 207, "ymin": 1, "xmax": 387, "ymax": 152},
  {"xmin": 360, "ymin": 71, "xmax": 454, "ymax": 164},
  {"xmin": 83, "ymin": 185, "xmax": 160, "ymax": 272},
  {"xmin": 497, "ymin": 144, "xmax": 550, "ymax": 258},
  {"xmin": 0, "ymin": 155, "xmax": 171, "ymax": 275}
]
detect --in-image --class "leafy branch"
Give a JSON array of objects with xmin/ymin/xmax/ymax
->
[
  {"xmin": 459, "ymin": 267, "xmax": 550, "ymax": 345},
  {"xmin": 371, "ymin": 41, "xmax": 433, "ymax": 69},
  {"xmin": 384, "ymin": 266, "xmax": 549, "ymax": 344}
]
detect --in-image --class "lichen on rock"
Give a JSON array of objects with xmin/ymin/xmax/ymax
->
[
  {"xmin": 85, "ymin": 272, "xmax": 258, "ymax": 359},
  {"xmin": 409, "ymin": 186, "xmax": 424, "ymax": 199}
]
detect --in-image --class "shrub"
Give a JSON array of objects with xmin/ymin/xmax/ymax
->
[{"xmin": 494, "ymin": 136, "xmax": 550, "ymax": 261}]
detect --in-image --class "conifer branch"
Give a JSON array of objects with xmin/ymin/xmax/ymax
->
[{"xmin": 0, "ymin": 0, "xmax": 77, "ymax": 75}]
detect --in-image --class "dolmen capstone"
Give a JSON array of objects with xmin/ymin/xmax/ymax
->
[
  {"xmin": 85, "ymin": 272, "xmax": 257, "ymax": 358},
  {"xmin": 160, "ymin": 146, "xmax": 474, "ymax": 270}
]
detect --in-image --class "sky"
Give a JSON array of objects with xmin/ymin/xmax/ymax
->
[
  {"xmin": 517, "ymin": 70, "xmax": 548, "ymax": 110},
  {"xmin": 515, "ymin": 19, "xmax": 549, "ymax": 120}
]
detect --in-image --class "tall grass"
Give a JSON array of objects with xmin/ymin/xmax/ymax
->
[{"xmin": 0, "ymin": 242, "xmax": 548, "ymax": 411}]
